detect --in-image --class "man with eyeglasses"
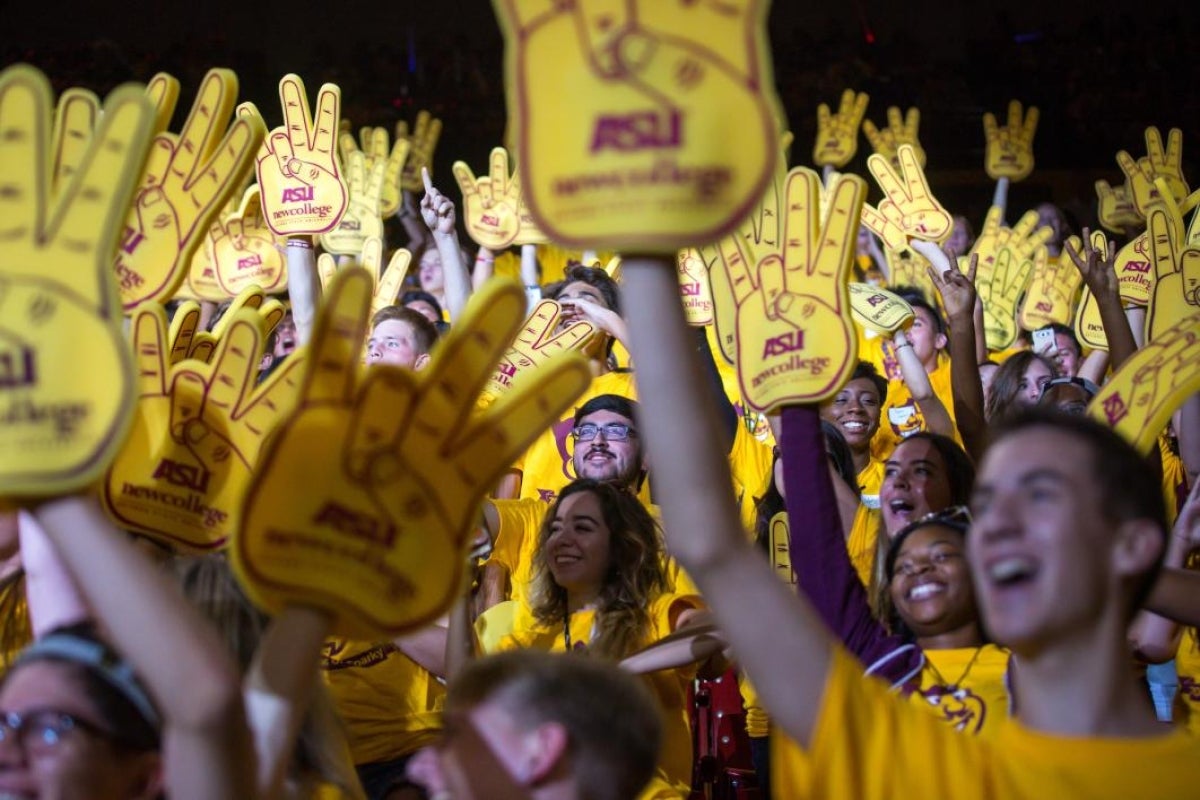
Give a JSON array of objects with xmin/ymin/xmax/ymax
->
[{"xmin": 480, "ymin": 395, "xmax": 647, "ymax": 614}]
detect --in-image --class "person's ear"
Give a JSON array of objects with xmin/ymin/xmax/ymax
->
[
  {"xmin": 1113, "ymin": 518, "xmax": 1165, "ymax": 584},
  {"xmin": 126, "ymin": 752, "xmax": 163, "ymax": 800},
  {"xmin": 525, "ymin": 721, "xmax": 570, "ymax": 784},
  {"xmin": 935, "ymin": 331, "xmax": 948, "ymax": 351},
  {"xmin": 414, "ymin": 352, "xmax": 431, "ymax": 371}
]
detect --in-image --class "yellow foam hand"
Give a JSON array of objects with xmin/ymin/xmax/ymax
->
[
  {"xmin": 211, "ymin": 186, "xmax": 287, "ymax": 296},
  {"xmin": 868, "ymin": 144, "xmax": 952, "ymax": 243},
  {"xmin": 319, "ymin": 148, "xmax": 385, "ymax": 255},
  {"xmin": 813, "ymin": 89, "xmax": 868, "ymax": 168},
  {"xmin": 102, "ymin": 305, "xmax": 304, "ymax": 550},
  {"xmin": 51, "ymin": 88, "xmax": 99, "ymax": 197},
  {"xmin": 677, "ymin": 248, "xmax": 716, "ymax": 326},
  {"xmin": 181, "ymin": 221, "xmax": 229, "ymax": 301},
  {"xmin": 0, "ymin": 67, "xmax": 156, "ymax": 497},
  {"xmin": 486, "ymin": 299, "xmax": 595, "ymax": 397},
  {"xmin": 720, "ymin": 169, "xmax": 866, "ymax": 411},
  {"xmin": 848, "ymin": 283, "xmax": 913, "ymax": 334},
  {"xmin": 1096, "ymin": 179, "xmax": 1142, "ymax": 233},
  {"xmin": 232, "ymin": 269, "xmax": 591, "ymax": 636},
  {"xmin": 186, "ymin": 286, "xmax": 284, "ymax": 365},
  {"xmin": 339, "ymin": 125, "xmax": 410, "ymax": 217},
  {"xmin": 1090, "ymin": 316, "xmax": 1200, "ymax": 455},
  {"xmin": 453, "ymin": 147, "xmax": 546, "ymax": 250},
  {"xmin": 983, "ymin": 100, "xmax": 1038, "ymax": 182},
  {"xmin": 862, "ymin": 106, "xmax": 924, "ymax": 169},
  {"xmin": 982, "ymin": 243, "xmax": 1038, "ymax": 350},
  {"xmin": 167, "ymin": 301, "xmax": 204, "ymax": 365},
  {"xmin": 317, "ymin": 236, "xmax": 412, "ymax": 317},
  {"xmin": 1111, "ymin": 184, "xmax": 1200, "ymax": 308},
  {"xmin": 396, "ymin": 110, "xmax": 443, "ymax": 192},
  {"xmin": 257, "ymin": 75, "xmax": 348, "ymax": 236},
  {"xmin": 113, "ymin": 70, "xmax": 263, "ymax": 309},
  {"xmin": 1117, "ymin": 127, "xmax": 1189, "ymax": 216},
  {"xmin": 143, "ymin": 72, "xmax": 180, "ymax": 134},
  {"xmin": 494, "ymin": 0, "xmax": 780, "ymax": 251},
  {"xmin": 1069, "ymin": 231, "xmax": 1115, "ymax": 352},
  {"xmin": 884, "ymin": 246, "xmax": 937, "ymax": 299},
  {"xmin": 700, "ymin": 241, "xmax": 737, "ymax": 363},
  {"xmin": 1144, "ymin": 195, "xmax": 1200, "ymax": 344},
  {"xmin": 1018, "ymin": 244, "xmax": 1082, "ymax": 330}
]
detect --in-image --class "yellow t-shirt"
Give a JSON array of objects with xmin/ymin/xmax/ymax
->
[
  {"xmin": 494, "ymin": 591, "xmax": 702, "ymax": 800},
  {"xmin": 1175, "ymin": 627, "xmax": 1200, "ymax": 736},
  {"xmin": 0, "ymin": 573, "xmax": 30, "ymax": 676},
  {"xmin": 872, "ymin": 351, "xmax": 959, "ymax": 460},
  {"xmin": 783, "ymin": 645, "xmax": 1200, "ymax": 798},
  {"xmin": 729, "ymin": 421, "xmax": 774, "ymax": 538},
  {"xmin": 320, "ymin": 638, "xmax": 444, "ymax": 765},
  {"xmin": 514, "ymin": 370, "xmax": 639, "ymax": 505},
  {"xmin": 1160, "ymin": 434, "xmax": 1187, "ymax": 530}
]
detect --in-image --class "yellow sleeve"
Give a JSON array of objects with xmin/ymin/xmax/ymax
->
[
  {"xmin": 488, "ymin": 498, "xmax": 546, "ymax": 608},
  {"xmin": 1159, "ymin": 435, "xmax": 1187, "ymax": 529}
]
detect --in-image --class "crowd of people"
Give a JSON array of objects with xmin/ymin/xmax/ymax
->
[{"xmin": 2, "ymin": 12, "xmax": 1200, "ymax": 800}]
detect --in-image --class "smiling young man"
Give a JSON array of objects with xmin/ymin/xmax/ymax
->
[{"xmin": 618, "ymin": 257, "xmax": 1200, "ymax": 800}]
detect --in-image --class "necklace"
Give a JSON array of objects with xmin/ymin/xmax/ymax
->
[{"xmin": 924, "ymin": 646, "xmax": 985, "ymax": 697}]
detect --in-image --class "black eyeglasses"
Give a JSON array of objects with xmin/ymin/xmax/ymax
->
[
  {"xmin": 0, "ymin": 708, "xmax": 114, "ymax": 756},
  {"xmin": 571, "ymin": 422, "xmax": 637, "ymax": 442}
]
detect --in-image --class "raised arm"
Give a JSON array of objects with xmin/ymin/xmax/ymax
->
[
  {"xmin": 420, "ymin": 167, "xmax": 472, "ymax": 321},
  {"xmin": 621, "ymin": 257, "xmax": 833, "ymax": 747},
  {"xmin": 927, "ymin": 253, "xmax": 987, "ymax": 460},
  {"xmin": 1066, "ymin": 230, "xmax": 1137, "ymax": 371},
  {"xmin": 35, "ymin": 496, "xmax": 254, "ymax": 800},
  {"xmin": 782, "ymin": 405, "xmax": 913, "ymax": 675},
  {"xmin": 284, "ymin": 236, "xmax": 320, "ymax": 347}
]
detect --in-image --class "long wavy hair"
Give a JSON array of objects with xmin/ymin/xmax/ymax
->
[
  {"xmin": 530, "ymin": 480, "xmax": 669, "ymax": 660},
  {"xmin": 985, "ymin": 351, "xmax": 1058, "ymax": 423}
]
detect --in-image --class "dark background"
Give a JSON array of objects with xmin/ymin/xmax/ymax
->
[{"xmin": 5, "ymin": 0, "xmax": 1197, "ymax": 234}]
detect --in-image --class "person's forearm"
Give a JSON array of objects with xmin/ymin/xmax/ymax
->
[
  {"xmin": 947, "ymin": 311, "xmax": 988, "ymax": 460},
  {"xmin": 445, "ymin": 594, "xmax": 478, "ymax": 682},
  {"xmin": 1095, "ymin": 290, "xmax": 1137, "ymax": 371},
  {"xmin": 1177, "ymin": 395, "xmax": 1200, "ymax": 484},
  {"xmin": 395, "ymin": 623, "xmax": 449, "ymax": 678},
  {"xmin": 245, "ymin": 606, "xmax": 331, "ymax": 800},
  {"xmin": 895, "ymin": 340, "xmax": 954, "ymax": 437},
  {"xmin": 286, "ymin": 237, "xmax": 320, "ymax": 347},
  {"xmin": 619, "ymin": 622, "xmax": 724, "ymax": 674},
  {"xmin": 35, "ymin": 496, "xmax": 254, "ymax": 798},
  {"xmin": 18, "ymin": 510, "xmax": 89, "ymax": 638},
  {"xmin": 991, "ymin": 179, "xmax": 1009, "ymax": 221},
  {"xmin": 473, "ymin": 247, "xmax": 496, "ymax": 292},
  {"xmin": 434, "ymin": 231, "xmax": 472, "ymax": 321},
  {"xmin": 1077, "ymin": 349, "xmax": 1109, "ymax": 385},
  {"xmin": 1146, "ymin": 567, "xmax": 1200, "ymax": 629},
  {"xmin": 621, "ymin": 257, "xmax": 832, "ymax": 748}
]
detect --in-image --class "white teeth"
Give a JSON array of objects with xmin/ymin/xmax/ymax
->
[
  {"xmin": 843, "ymin": 421, "xmax": 866, "ymax": 431},
  {"xmin": 990, "ymin": 557, "xmax": 1035, "ymax": 583},
  {"xmin": 908, "ymin": 583, "xmax": 945, "ymax": 600}
]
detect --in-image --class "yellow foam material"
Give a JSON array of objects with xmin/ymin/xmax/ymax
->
[
  {"xmin": 339, "ymin": 125, "xmax": 410, "ymax": 217},
  {"xmin": 453, "ymin": 146, "xmax": 546, "ymax": 250},
  {"xmin": 813, "ymin": 90, "xmax": 868, "ymax": 169},
  {"xmin": 213, "ymin": 185, "xmax": 287, "ymax": 296},
  {"xmin": 983, "ymin": 100, "xmax": 1038, "ymax": 182}
]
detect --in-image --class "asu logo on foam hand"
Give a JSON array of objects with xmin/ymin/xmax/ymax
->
[{"xmin": 494, "ymin": 0, "xmax": 781, "ymax": 251}]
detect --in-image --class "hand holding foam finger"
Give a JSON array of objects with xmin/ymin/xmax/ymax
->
[
  {"xmin": 677, "ymin": 248, "xmax": 716, "ymax": 325},
  {"xmin": 1068, "ymin": 231, "xmax": 1116, "ymax": 351},
  {"xmin": 1096, "ymin": 179, "xmax": 1142, "ymax": 233},
  {"xmin": 724, "ymin": 169, "xmax": 865, "ymax": 411},
  {"xmin": 494, "ymin": 0, "xmax": 781, "ymax": 251},
  {"xmin": 485, "ymin": 299, "xmax": 596, "ymax": 397},
  {"xmin": 862, "ymin": 106, "xmax": 924, "ymax": 169},
  {"xmin": 212, "ymin": 186, "xmax": 287, "ymax": 296},
  {"xmin": 813, "ymin": 89, "xmax": 868, "ymax": 168},
  {"xmin": 0, "ymin": 66, "xmax": 157, "ymax": 496},
  {"xmin": 114, "ymin": 69, "xmax": 264, "ymax": 309},
  {"xmin": 232, "ymin": 270, "xmax": 591, "ymax": 637},
  {"xmin": 983, "ymin": 100, "xmax": 1038, "ymax": 182},
  {"xmin": 867, "ymin": 144, "xmax": 951, "ymax": 243},
  {"xmin": 257, "ymin": 76, "xmax": 348, "ymax": 236},
  {"xmin": 848, "ymin": 283, "xmax": 913, "ymax": 334},
  {"xmin": 102, "ymin": 305, "xmax": 305, "ymax": 550}
]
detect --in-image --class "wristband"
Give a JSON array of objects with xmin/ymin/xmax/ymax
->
[{"xmin": 287, "ymin": 239, "xmax": 314, "ymax": 250}]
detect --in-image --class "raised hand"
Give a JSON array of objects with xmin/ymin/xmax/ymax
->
[
  {"xmin": 677, "ymin": 248, "xmax": 717, "ymax": 326},
  {"xmin": 453, "ymin": 146, "xmax": 545, "ymax": 250},
  {"xmin": 718, "ymin": 169, "xmax": 866, "ymax": 410},
  {"xmin": 1067, "ymin": 230, "xmax": 1116, "ymax": 351},
  {"xmin": 813, "ymin": 89, "xmax": 869, "ymax": 168},
  {"xmin": 1018, "ymin": 244, "xmax": 1082, "ymax": 330},
  {"xmin": 1144, "ymin": 194, "xmax": 1200, "ymax": 343},
  {"xmin": 102, "ymin": 303, "xmax": 303, "ymax": 550},
  {"xmin": 928, "ymin": 253, "xmax": 978, "ymax": 323},
  {"xmin": 486, "ymin": 300, "xmax": 595, "ymax": 397},
  {"xmin": 1116, "ymin": 127, "xmax": 1189, "ymax": 216},
  {"xmin": 257, "ymin": 75, "xmax": 348, "ymax": 236},
  {"xmin": 494, "ymin": 0, "xmax": 781, "ymax": 251},
  {"xmin": 212, "ymin": 186, "xmax": 287, "ymax": 296},
  {"xmin": 396, "ymin": 110, "xmax": 442, "ymax": 193},
  {"xmin": 0, "ymin": 66, "xmax": 156, "ymax": 496},
  {"xmin": 867, "ymin": 144, "xmax": 952, "ymax": 242},
  {"xmin": 982, "ymin": 100, "xmax": 1038, "ymax": 182},
  {"xmin": 232, "ymin": 270, "xmax": 592, "ymax": 636},
  {"xmin": 848, "ymin": 283, "xmax": 914, "ymax": 334},
  {"xmin": 862, "ymin": 106, "xmax": 924, "ymax": 169},
  {"xmin": 1089, "ymin": 316, "xmax": 1200, "ymax": 454},
  {"xmin": 317, "ymin": 236, "xmax": 411, "ymax": 317},
  {"xmin": 1095, "ymin": 179, "xmax": 1142, "ymax": 233},
  {"xmin": 339, "ymin": 125, "xmax": 410, "ymax": 216}
]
